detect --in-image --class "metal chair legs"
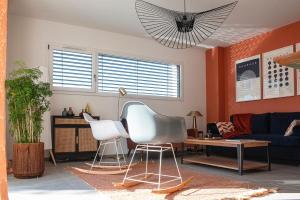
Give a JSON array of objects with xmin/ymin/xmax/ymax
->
[
  {"xmin": 74, "ymin": 137, "xmax": 130, "ymax": 175},
  {"xmin": 90, "ymin": 137, "xmax": 127, "ymax": 170},
  {"xmin": 120, "ymin": 143, "xmax": 188, "ymax": 192}
]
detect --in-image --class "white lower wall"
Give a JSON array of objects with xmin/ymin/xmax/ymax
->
[{"xmin": 6, "ymin": 15, "xmax": 206, "ymax": 158}]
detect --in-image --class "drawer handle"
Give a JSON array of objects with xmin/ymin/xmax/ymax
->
[{"xmin": 76, "ymin": 136, "xmax": 79, "ymax": 144}]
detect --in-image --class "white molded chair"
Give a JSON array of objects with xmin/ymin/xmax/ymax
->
[
  {"xmin": 81, "ymin": 113, "xmax": 130, "ymax": 174},
  {"xmin": 115, "ymin": 101, "xmax": 192, "ymax": 193}
]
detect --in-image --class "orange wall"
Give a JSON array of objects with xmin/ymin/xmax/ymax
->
[
  {"xmin": 206, "ymin": 20, "xmax": 300, "ymax": 121},
  {"xmin": 0, "ymin": 0, "xmax": 8, "ymax": 199},
  {"xmin": 206, "ymin": 47, "xmax": 225, "ymax": 122}
]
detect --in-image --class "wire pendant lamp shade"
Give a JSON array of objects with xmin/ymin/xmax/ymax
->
[{"xmin": 135, "ymin": 0, "xmax": 238, "ymax": 49}]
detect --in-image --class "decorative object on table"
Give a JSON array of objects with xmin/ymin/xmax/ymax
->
[
  {"xmin": 51, "ymin": 115, "xmax": 100, "ymax": 161},
  {"xmin": 205, "ymin": 129, "xmax": 212, "ymax": 138},
  {"xmin": 67, "ymin": 107, "xmax": 74, "ymax": 116},
  {"xmin": 85, "ymin": 103, "xmax": 91, "ymax": 115},
  {"xmin": 62, "ymin": 108, "xmax": 68, "ymax": 117},
  {"xmin": 72, "ymin": 113, "xmax": 131, "ymax": 175},
  {"xmin": 263, "ymin": 45, "xmax": 294, "ymax": 99},
  {"xmin": 5, "ymin": 63, "xmax": 52, "ymax": 178},
  {"xmin": 187, "ymin": 128, "xmax": 202, "ymax": 139},
  {"xmin": 114, "ymin": 101, "xmax": 193, "ymax": 194},
  {"xmin": 187, "ymin": 111, "xmax": 202, "ymax": 129},
  {"xmin": 79, "ymin": 109, "xmax": 85, "ymax": 118},
  {"xmin": 117, "ymin": 87, "xmax": 127, "ymax": 118},
  {"xmin": 236, "ymin": 55, "xmax": 261, "ymax": 102},
  {"xmin": 135, "ymin": 0, "xmax": 237, "ymax": 49}
]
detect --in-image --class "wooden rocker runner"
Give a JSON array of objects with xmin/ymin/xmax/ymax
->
[
  {"xmin": 113, "ymin": 101, "xmax": 193, "ymax": 194},
  {"xmin": 74, "ymin": 113, "xmax": 130, "ymax": 175}
]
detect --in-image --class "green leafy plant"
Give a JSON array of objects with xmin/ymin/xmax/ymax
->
[{"xmin": 5, "ymin": 61, "xmax": 52, "ymax": 143}]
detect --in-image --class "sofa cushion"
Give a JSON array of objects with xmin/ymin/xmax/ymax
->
[
  {"xmin": 251, "ymin": 113, "xmax": 270, "ymax": 134},
  {"xmin": 235, "ymin": 134, "xmax": 300, "ymax": 146},
  {"xmin": 270, "ymin": 112, "xmax": 300, "ymax": 135}
]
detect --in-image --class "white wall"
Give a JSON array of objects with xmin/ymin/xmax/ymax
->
[{"xmin": 7, "ymin": 15, "xmax": 206, "ymax": 158}]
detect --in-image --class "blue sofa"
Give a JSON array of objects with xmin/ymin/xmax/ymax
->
[{"xmin": 207, "ymin": 112, "xmax": 300, "ymax": 164}]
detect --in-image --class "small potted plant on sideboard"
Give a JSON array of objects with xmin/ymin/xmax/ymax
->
[{"xmin": 5, "ymin": 62, "xmax": 52, "ymax": 178}]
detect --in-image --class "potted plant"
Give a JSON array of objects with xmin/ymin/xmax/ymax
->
[{"xmin": 5, "ymin": 61, "xmax": 52, "ymax": 178}]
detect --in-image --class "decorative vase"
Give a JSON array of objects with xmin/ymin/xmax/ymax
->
[
  {"xmin": 67, "ymin": 107, "xmax": 74, "ymax": 116},
  {"xmin": 79, "ymin": 109, "xmax": 84, "ymax": 118},
  {"xmin": 13, "ymin": 142, "xmax": 45, "ymax": 178},
  {"xmin": 62, "ymin": 108, "xmax": 67, "ymax": 117},
  {"xmin": 85, "ymin": 104, "xmax": 91, "ymax": 114}
]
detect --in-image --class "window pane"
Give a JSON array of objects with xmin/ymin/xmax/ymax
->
[
  {"xmin": 98, "ymin": 54, "xmax": 180, "ymax": 98},
  {"xmin": 52, "ymin": 49, "xmax": 93, "ymax": 89}
]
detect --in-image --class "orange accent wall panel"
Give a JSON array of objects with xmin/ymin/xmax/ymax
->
[
  {"xmin": 206, "ymin": 47, "xmax": 225, "ymax": 122},
  {"xmin": 206, "ymin": 20, "xmax": 300, "ymax": 121},
  {"xmin": 0, "ymin": 0, "xmax": 8, "ymax": 199}
]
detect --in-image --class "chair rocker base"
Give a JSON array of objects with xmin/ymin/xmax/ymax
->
[
  {"xmin": 85, "ymin": 162, "xmax": 138, "ymax": 169},
  {"xmin": 151, "ymin": 176, "xmax": 193, "ymax": 194},
  {"xmin": 113, "ymin": 174, "xmax": 152, "ymax": 188},
  {"xmin": 73, "ymin": 167, "xmax": 130, "ymax": 175}
]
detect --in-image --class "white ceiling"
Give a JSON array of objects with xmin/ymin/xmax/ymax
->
[{"xmin": 8, "ymin": 0, "xmax": 300, "ymax": 48}]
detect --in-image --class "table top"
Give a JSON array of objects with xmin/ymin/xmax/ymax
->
[{"xmin": 184, "ymin": 138, "xmax": 271, "ymax": 148}]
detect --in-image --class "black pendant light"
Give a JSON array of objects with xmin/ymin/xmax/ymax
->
[{"xmin": 135, "ymin": 0, "xmax": 238, "ymax": 49}]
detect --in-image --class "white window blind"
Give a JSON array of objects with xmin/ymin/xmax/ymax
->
[
  {"xmin": 98, "ymin": 54, "xmax": 180, "ymax": 98},
  {"xmin": 52, "ymin": 49, "xmax": 93, "ymax": 90}
]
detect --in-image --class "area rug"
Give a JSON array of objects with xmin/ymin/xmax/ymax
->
[{"xmin": 67, "ymin": 163, "xmax": 276, "ymax": 200}]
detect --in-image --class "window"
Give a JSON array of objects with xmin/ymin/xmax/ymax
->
[
  {"xmin": 50, "ymin": 46, "xmax": 181, "ymax": 99},
  {"xmin": 51, "ymin": 49, "xmax": 93, "ymax": 90},
  {"xmin": 98, "ymin": 54, "xmax": 180, "ymax": 98}
]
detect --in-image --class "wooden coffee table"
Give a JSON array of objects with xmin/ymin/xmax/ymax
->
[{"xmin": 181, "ymin": 139, "xmax": 271, "ymax": 175}]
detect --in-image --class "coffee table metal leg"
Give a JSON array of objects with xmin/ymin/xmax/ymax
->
[
  {"xmin": 205, "ymin": 145, "xmax": 210, "ymax": 157},
  {"xmin": 267, "ymin": 143, "xmax": 271, "ymax": 171},
  {"xmin": 181, "ymin": 142, "xmax": 184, "ymax": 164},
  {"xmin": 237, "ymin": 144, "xmax": 244, "ymax": 175}
]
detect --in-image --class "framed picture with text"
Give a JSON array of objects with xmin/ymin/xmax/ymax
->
[{"xmin": 236, "ymin": 55, "xmax": 261, "ymax": 102}]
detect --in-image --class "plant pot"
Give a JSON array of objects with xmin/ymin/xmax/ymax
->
[{"xmin": 13, "ymin": 142, "xmax": 45, "ymax": 178}]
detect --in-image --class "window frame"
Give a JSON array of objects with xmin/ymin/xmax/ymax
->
[
  {"xmin": 49, "ymin": 45, "xmax": 96, "ymax": 93},
  {"xmin": 49, "ymin": 44, "xmax": 184, "ymax": 101},
  {"xmin": 97, "ymin": 53, "xmax": 182, "ymax": 98}
]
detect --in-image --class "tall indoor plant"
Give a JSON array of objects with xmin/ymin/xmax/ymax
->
[{"xmin": 6, "ymin": 62, "xmax": 52, "ymax": 178}]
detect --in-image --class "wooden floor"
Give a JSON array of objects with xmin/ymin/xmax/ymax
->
[{"xmin": 183, "ymin": 155, "xmax": 268, "ymax": 171}]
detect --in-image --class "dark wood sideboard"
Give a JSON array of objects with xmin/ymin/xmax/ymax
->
[{"xmin": 51, "ymin": 116, "xmax": 100, "ymax": 161}]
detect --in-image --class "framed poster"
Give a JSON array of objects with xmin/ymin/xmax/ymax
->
[
  {"xmin": 263, "ymin": 46, "xmax": 294, "ymax": 99},
  {"xmin": 297, "ymin": 43, "xmax": 300, "ymax": 95},
  {"xmin": 236, "ymin": 55, "xmax": 261, "ymax": 102}
]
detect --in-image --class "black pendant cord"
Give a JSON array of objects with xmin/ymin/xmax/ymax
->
[{"xmin": 135, "ymin": 0, "xmax": 238, "ymax": 49}]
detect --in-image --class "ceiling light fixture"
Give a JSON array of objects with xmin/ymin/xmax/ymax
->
[{"xmin": 135, "ymin": 0, "xmax": 238, "ymax": 49}]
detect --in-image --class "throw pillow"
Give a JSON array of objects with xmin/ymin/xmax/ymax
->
[
  {"xmin": 285, "ymin": 120, "xmax": 300, "ymax": 136},
  {"xmin": 232, "ymin": 113, "xmax": 252, "ymax": 135},
  {"xmin": 216, "ymin": 122, "xmax": 235, "ymax": 135}
]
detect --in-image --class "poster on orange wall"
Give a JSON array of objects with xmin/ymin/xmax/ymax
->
[
  {"xmin": 263, "ymin": 45, "xmax": 294, "ymax": 99},
  {"xmin": 296, "ymin": 43, "xmax": 300, "ymax": 95},
  {"xmin": 235, "ymin": 55, "xmax": 261, "ymax": 102}
]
